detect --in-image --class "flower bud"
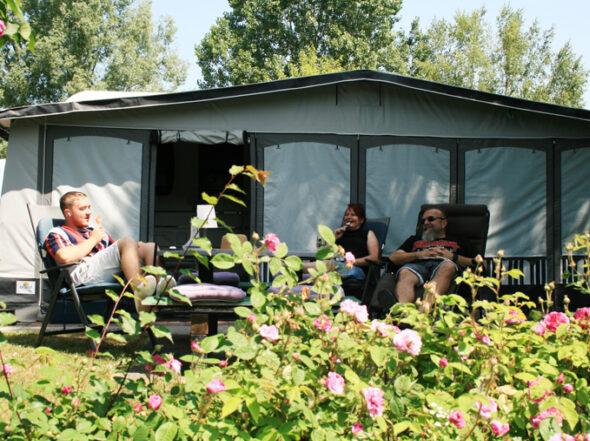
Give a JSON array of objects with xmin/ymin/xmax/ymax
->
[
  {"xmin": 252, "ymin": 232, "xmax": 260, "ymax": 241},
  {"xmin": 497, "ymin": 250, "xmax": 504, "ymax": 258}
]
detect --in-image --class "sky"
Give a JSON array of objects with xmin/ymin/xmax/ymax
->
[{"xmin": 151, "ymin": 0, "xmax": 590, "ymax": 107}]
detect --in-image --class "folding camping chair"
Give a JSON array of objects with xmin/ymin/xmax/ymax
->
[
  {"xmin": 372, "ymin": 204, "xmax": 490, "ymax": 313},
  {"xmin": 341, "ymin": 217, "xmax": 390, "ymax": 306},
  {"xmin": 28, "ymin": 204, "xmax": 122, "ymax": 349}
]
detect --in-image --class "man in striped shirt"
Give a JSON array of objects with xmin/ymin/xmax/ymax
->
[{"xmin": 45, "ymin": 191, "xmax": 174, "ymax": 311}]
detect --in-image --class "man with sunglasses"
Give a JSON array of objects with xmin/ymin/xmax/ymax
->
[{"xmin": 375, "ymin": 207, "xmax": 475, "ymax": 308}]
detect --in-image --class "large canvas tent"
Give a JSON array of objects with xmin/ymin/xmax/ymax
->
[{"xmin": 0, "ymin": 70, "xmax": 589, "ymax": 320}]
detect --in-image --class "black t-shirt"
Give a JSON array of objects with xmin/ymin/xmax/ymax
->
[
  {"xmin": 337, "ymin": 228, "xmax": 369, "ymax": 259},
  {"xmin": 398, "ymin": 235, "xmax": 476, "ymax": 260}
]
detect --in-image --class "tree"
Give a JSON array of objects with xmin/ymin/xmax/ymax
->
[
  {"xmin": 0, "ymin": 0, "xmax": 188, "ymax": 108},
  {"xmin": 196, "ymin": 0, "xmax": 404, "ymax": 88},
  {"xmin": 406, "ymin": 6, "xmax": 588, "ymax": 108}
]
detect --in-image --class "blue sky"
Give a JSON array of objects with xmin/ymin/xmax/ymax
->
[{"xmin": 151, "ymin": 0, "xmax": 590, "ymax": 108}]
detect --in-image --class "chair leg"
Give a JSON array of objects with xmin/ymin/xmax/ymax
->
[
  {"xmin": 69, "ymin": 285, "xmax": 97, "ymax": 350},
  {"xmin": 36, "ymin": 282, "xmax": 62, "ymax": 347}
]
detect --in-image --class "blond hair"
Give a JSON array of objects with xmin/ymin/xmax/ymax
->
[{"xmin": 59, "ymin": 191, "xmax": 88, "ymax": 213}]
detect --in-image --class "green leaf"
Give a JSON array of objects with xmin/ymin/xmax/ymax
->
[
  {"xmin": 201, "ymin": 192, "xmax": 218, "ymax": 205},
  {"xmin": 274, "ymin": 242, "xmax": 288, "ymax": 258},
  {"xmin": 221, "ymin": 396, "xmax": 242, "ymax": 418},
  {"xmin": 0, "ymin": 312, "xmax": 18, "ymax": 327},
  {"xmin": 394, "ymin": 375, "xmax": 412, "ymax": 395},
  {"xmin": 315, "ymin": 248, "xmax": 333, "ymax": 260},
  {"xmin": 284, "ymin": 255, "xmax": 303, "ymax": 271},
  {"xmin": 151, "ymin": 325, "xmax": 173, "ymax": 343},
  {"xmin": 155, "ymin": 422, "xmax": 178, "ymax": 441},
  {"xmin": 211, "ymin": 253, "xmax": 236, "ymax": 269},
  {"xmin": 222, "ymin": 193, "xmax": 246, "ymax": 207},
  {"xmin": 106, "ymin": 332, "xmax": 127, "ymax": 344},
  {"xmin": 229, "ymin": 165, "xmax": 244, "ymax": 175},
  {"xmin": 234, "ymin": 306, "xmax": 253, "ymax": 318},
  {"xmin": 394, "ymin": 421, "xmax": 412, "ymax": 436},
  {"xmin": 318, "ymin": 225, "xmax": 335, "ymax": 245},
  {"xmin": 303, "ymin": 301, "xmax": 321, "ymax": 316},
  {"xmin": 370, "ymin": 346, "xmax": 389, "ymax": 367},
  {"xmin": 246, "ymin": 398, "xmax": 260, "ymax": 423},
  {"xmin": 200, "ymin": 335, "xmax": 221, "ymax": 353},
  {"xmin": 88, "ymin": 314, "xmax": 105, "ymax": 327},
  {"xmin": 85, "ymin": 327, "xmax": 101, "ymax": 341},
  {"xmin": 251, "ymin": 290, "xmax": 266, "ymax": 309}
]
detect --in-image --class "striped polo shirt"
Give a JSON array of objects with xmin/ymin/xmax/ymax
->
[{"xmin": 45, "ymin": 225, "xmax": 114, "ymax": 260}]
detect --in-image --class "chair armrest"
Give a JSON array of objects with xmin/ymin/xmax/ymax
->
[{"xmin": 40, "ymin": 261, "xmax": 78, "ymax": 274}]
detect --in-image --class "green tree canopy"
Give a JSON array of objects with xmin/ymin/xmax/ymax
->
[
  {"xmin": 0, "ymin": 0, "xmax": 188, "ymax": 108},
  {"xmin": 405, "ymin": 6, "xmax": 588, "ymax": 107},
  {"xmin": 196, "ymin": 0, "xmax": 405, "ymax": 88}
]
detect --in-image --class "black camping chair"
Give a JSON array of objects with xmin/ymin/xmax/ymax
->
[
  {"xmin": 31, "ymin": 214, "xmax": 122, "ymax": 349},
  {"xmin": 372, "ymin": 204, "xmax": 490, "ymax": 314},
  {"xmin": 342, "ymin": 217, "xmax": 390, "ymax": 306}
]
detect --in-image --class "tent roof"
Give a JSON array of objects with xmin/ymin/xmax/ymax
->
[{"xmin": 1, "ymin": 69, "xmax": 589, "ymax": 130}]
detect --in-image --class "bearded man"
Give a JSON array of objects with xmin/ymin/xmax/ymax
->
[{"xmin": 375, "ymin": 207, "xmax": 476, "ymax": 308}]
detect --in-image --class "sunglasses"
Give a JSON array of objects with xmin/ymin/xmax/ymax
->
[{"xmin": 422, "ymin": 216, "xmax": 445, "ymax": 223}]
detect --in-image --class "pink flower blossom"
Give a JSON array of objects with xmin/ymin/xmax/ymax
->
[
  {"xmin": 475, "ymin": 396, "xmax": 498, "ymax": 419},
  {"xmin": 563, "ymin": 383, "xmax": 573, "ymax": 394},
  {"xmin": 528, "ymin": 376, "xmax": 551, "ymax": 403},
  {"xmin": 533, "ymin": 321, "xmax": 546, "ymax": 335},
  {"xmin": 491, "ymin": 420, "xmax": 510, "ymax": 436},
  {"xmin": 219, "ymin": 360, "xmax": 228, "ymax": 367},
  {"xmin": 152, "ymin": 354, "xmax": 166, "ymax": 365},
  {"xmin": 292, "ymin": 353, "xmax": 300, "ymax": 361},
  {"xmin": 344, "ymin": 252, "xmax": 356, "ymax": 269},
  {"xmin": 353, "ymin": 304, "xmax": 369, "ymax": 323},
  {"xmin": 531, "ymin": 407, "xmax": 563, "ymax": 429},
  {"xmin": 549, "ymin": 434, "xmax": 575, "ymax": 441},
  {"xmin": 264, "ymin": 233, "xmax": 281, "ymax": 253},
  {"xmin": 393, "ymin": 329, "xmax": 422, "ymax": 356},
  {"xmin": 191, "ymin": 341, "xmax": 202, "ymax": 352},
  {"xmin": 166, "ymin": 358, "xmax": 182, "ymax": 375},
  {"xmin": 352, "ymin": 422, "xmax": 364, "ymax": 434},
  {"xmin": 259, "ymin": 324, "xmax": 279, "ymax": 342},
  {"xmin": 148, "ymin": 394, "xmax": 162, "ymax": 410},
  {"xmin": 362, "ymin": 387, "xmax": 385, "ymax": 418},
  {"xmin": 370, "ymin": 320, "xmax": 396, "ymax": 338},
  {"xmin": 44, "ymin": 407, "xmax": 51, "ymax": 414},
  {"xmin": 505, "ymin": 308, "xmax": 525, "ymax": 324},
  {"xmin": 449, "ymin": 409, "xmax": 466, "ymax": 428},
  {"xmin": 461, "ymin": 356, "xmax": 468, "ymax": 362},
  {"xmin": 473, "ymin": 331, "xmax": 491, "ymax": 346},
  {"xmin": 339, "ymin": 299, "xmax": 368, "ymax": 323},
  {"xmin": 340, "ymin": 299, "xmax": 360, "ymax": 315},
  {"xmin": 133, "ymin": 403, "xmax": 143, "ymax": 412},
  {"xmin": 556, "ymin": 372, "xmax": 565, "ymax": 384},
  {"xmin": 0, "ymin": 20, "xmax": 5, "ymax": 38},
  {"xmin": 313, "ymin": 314, "xmax": 332, "ymax": 332},
  {"xmin": 207, "ymin": 378, "xmax": 226, "ymax": 394},
  {"xmin": 2, "ymin": 364, "xmax": 13, "ymax": 376},
  {"xmin": 543, "ymin": 311, "xmax": 570, "ymax": 332},
  {"xmin": 325, "ymin": 372, "xmax": 345, "ymax": 394},
  {"xmin": 61, "ymin": 385, "xmax": 73, "ymax": 395},
  {"xmin": 439, "ymin": 357, "xmax": 448, "ymax": 368},
  {"xmin": 574, "ymin": 307, "xmax": 590, "ymax": 329},
  {"xmin": 247, "ymin": 313, "xmax": 257, "ymax": 323}
]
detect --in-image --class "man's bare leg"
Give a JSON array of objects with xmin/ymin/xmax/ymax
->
[
  {"xmin": 431, "ymin": 261, "xmax": 456, "ymax": 296},
  {"xmin": 395, "ymin": 268, "xmax": 420, "ymax": 303}
]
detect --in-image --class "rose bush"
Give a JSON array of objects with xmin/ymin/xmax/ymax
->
[{"xmin": 0, "ymin": 167, "xmax": 589, "ymax": 440}]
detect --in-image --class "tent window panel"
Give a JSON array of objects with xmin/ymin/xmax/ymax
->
[
  {"xmin": 52, "ymin": 136, "xmax": 142, "ymax": 240},
  {"xmin": 465, "ymin": 147, "xmax": 546, "ymax": 257},
  {"xmin": 264, "ymin": 142, "xmax": 350, "ymax": 252},
  {"xmin": 561, "ymin": 147, "xmax": 590, "ymax": 249},
  {"xmin": 366, "ymin": 144, "xmax": 450, "ymax": 253}
]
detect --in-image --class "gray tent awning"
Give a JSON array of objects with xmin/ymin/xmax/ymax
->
[{"xmin": 158, "ymin": 129, "xmax": 244, "ymax": 145}]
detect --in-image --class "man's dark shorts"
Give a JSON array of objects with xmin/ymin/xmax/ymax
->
[{"xmin": 396, "ymin": 258, "xmax": 459, "ymax": 286}]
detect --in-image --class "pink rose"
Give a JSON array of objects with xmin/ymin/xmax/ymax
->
[
  {"xmin": 133, "ymin": 403, "xmax": 143, "ymax": 412},
  {"xmin": 449, "ymin": 409, "xmax": 466, "ymax": 428},
  {"xmin": 543, "ymin": 311, "xmax": 570, "ymax": 332},
  {"xmin": 2, "ymin": 364, "xmax": 13, "ymax": 376},
  {"xmin": 528, "ymin": 376, "xmax": 551, "ymax": 403},
  {"xmin": 574, "ymin": 307, "xmax": 590, "ymax": 329},
  {"xmin": 533, "ymin": 321, "xmax": 546, "ymax": 335},
  {"xmin": 353, "ymin": 304, "xmax": 369, "ymax": 323},
  {"xmin": 264, "ymin": 233, "xmax": 281, "ymax": 253},
  {"xmin": 352, "ymin": 422, "xmax": 364, "ymax": 434},
  {"xmin": 292, "ymin": 353, "xmax": 300, "ymax": 361},
  {"xmin": 0, "ymin": 20, "xmax": 5, "ymax": 38},
  {"xmin": 219, "ymin": 360, "xmax": 227, "ymax": 367},
  {"xmin": 247, "ymin": 313, "xmax": 257, "ymax": 323},
  {"xmin": 439, "ymin": 357, "xmax": 448, "ymax": 368},
  {"xmin": 475, "ymin": 396, "xmax": 497, "ymax": 419},
  {"xmin": 563, "ymin": 383, "xmax": 573, "ymax": 394},
  {"xmin": 491, "ymin": 419, "xmax": 510, "ymax": 436},
  {"xmin": 473, "ymin": 331, "xmax": 491, "ymax": 346},
  {"xmin": 339, "ymin": 299, "xmax": 368, "ymax": 323},
  {"xmin": 61, "ymin": 385, "xmax": 73, "ymax": 395},
  {"xmin": 370, "ymin": 320, "xmax": 396, "ymax": 338},
  {"xmin": 207, "ymin": 378, "xmax": 226, "ymax": 394},
  {"xmin": 152, "ymin": 354, "xmax": 166, "ymax": 365},
  {"xmin": 166, "ymin": 358, "xmax": 182, "ymax": 375},
  {"xmin": 556, "ymin": 372, "xmax": 565, "ymax": 384},
  {"xmin": 325, "ymin": 372, "xmax": 345, "ymax": 394},
  {"xmin": 393, "ymin": 329, "xmax": 422, "ymax": 356},
  {"xmin": 191, "ymin": 341, "xmax": 202, "ymax": 352},
  {"xmin": 549, "ymin": 434, "xmax": 575, "ymax": 441},
  {"xmin": 148, "ymin": 394, "xmax": 162, "ymax": 410},
  {"xmin": 259, "ymin": 324, "xmax": 279, "ymax": 342},
  {"xmin": 362, "ymin": 387, "xmax": 385, "ymax": 418},
  {"xmin": 340, "ymin": 299, "xmax": 360, "ymax": 315},
  {"xmin": 344, "ymin": 251, "xmax": 355, "ymax": 269},
  {"xmin": 531, "ymin": 407, "xmax": 563, "ymax": 429},
  {"xmin": 313, "ymin": 314, "xmax": 332, "ymax": 332}
]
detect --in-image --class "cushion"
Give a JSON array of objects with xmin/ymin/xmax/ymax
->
[
  {"xmin": 170, "ymin": 283, "xmax": 246, "ymax": 302},
  {"xmin": 267, "ymin": 284, "xmax": 344, "ymax": 299},
  {"xmin": 178, "ymin": 271, "xmax": 241, "ymax": 287}
]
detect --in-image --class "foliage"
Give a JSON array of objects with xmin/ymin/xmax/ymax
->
[
  {"xmin": 195, "ymin": 0, "xmax": 404, "ymax": 88},
  {"xmin": 196, "ymin": 2, "xmax": 587, "ymax": 108},
  {"xmin": 0, "ymin": 0, "xmax": 188, "ymax": 108},
  {"xmin": 405, "ymin": 6, "xmax": 588, "ymax": 108},
  {"xmin": 0, "ymin": 0, "xmax": 33, "ymax": 51},
  {"xmin": 1, "ymin": 166, "xmax": 590, "ymax": 440}
]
